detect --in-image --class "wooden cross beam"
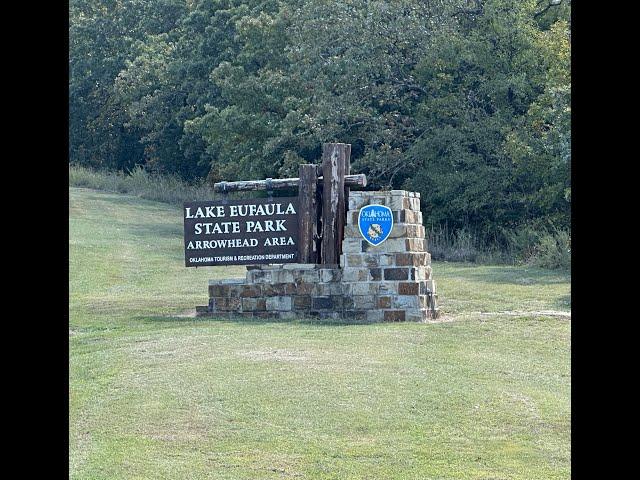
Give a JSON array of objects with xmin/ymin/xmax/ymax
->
[{"xmin": 213, "ymin": 173, "xmax": 366, "ymax": 192}]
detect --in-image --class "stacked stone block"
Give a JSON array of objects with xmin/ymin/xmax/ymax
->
[
  {"xmin": 340, "ymin": 190, "xmax": 438, "ymax": 322},
  {"xmin": 196, "ymin": 190, "xmax": 439, "ymax": 322},
  {"xmin": 196, "ymin": 264, "xmax": 348, "ymax": 320}
]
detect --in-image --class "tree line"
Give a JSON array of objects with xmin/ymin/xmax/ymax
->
[{"xmin": 69, "ymin": 0, "xmax": 571, "ymax": 255}]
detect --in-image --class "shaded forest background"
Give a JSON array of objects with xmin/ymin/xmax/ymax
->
[{"xmin": 69, "ymin": 0, "xmax": 571, "ymax": 267}]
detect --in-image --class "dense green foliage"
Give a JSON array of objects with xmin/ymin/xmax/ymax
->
[{"xmin": 69, "ymin": 0, "xmax": 571, "ymax": 259}]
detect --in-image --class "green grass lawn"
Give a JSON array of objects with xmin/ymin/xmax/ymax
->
[{"xmin": 69, "ymin": 187, "xmax": 571, "ymax": 479}]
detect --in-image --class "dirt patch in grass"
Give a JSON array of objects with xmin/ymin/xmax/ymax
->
[{"xmin": 480, "ymin": 310, "xmax": 571, "ymax": 319}]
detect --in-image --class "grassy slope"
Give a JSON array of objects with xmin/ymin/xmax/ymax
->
[{"xmin": 69, "ymin": 187, "xmax": 571, "ymax": 480}]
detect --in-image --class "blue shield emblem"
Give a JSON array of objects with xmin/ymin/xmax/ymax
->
[{"xmin": 358, "ymin": 204, "xmax": 394, "ymax": 246}]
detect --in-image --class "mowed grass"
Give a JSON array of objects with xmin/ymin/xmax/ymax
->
[{"xmin": 69, "ymin": 187, "xmax": 571, "ymax": 479}]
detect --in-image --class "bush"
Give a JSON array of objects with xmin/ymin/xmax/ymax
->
[
  {"xmin": 527, "ymin": 230, "xmax": 571, "ymax": 270},
  {"xmin": 426, "ymin": 226, "xmax": 483, "ymax": 263}
]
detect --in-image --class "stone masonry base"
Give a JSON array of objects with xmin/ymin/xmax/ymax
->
[{"xmin": 196, "ymin": 190, "xmax": 440, "ymax": 322}]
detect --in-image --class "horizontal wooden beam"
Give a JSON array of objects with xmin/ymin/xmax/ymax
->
[{"xmin": 213, "ymin": 173, "xmax": 366, "ymax": 193}]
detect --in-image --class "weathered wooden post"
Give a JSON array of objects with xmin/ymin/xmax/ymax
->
[
  {"xmin": 298, "ymin": 164, "xmax": 319, "ymax": 264},
  {"xmin": 342, "ymin": 143, "xmax": 351, "ymax": 256},
  {"xmin": 321, "ymin": 143, "xmax": 350, "ymax": 265}
]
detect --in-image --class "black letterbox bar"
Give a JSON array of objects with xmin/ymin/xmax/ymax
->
[{"xmin": 213, "ymin": 173, "xmax": 367, "ymax": 193}]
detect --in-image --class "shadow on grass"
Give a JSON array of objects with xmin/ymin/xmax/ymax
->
[
  {"xmin": 136, "ymin": 314, "xmax": 376, "ymax": 327},
  {"xmin": 126, "ymin": 223, "xmax": 183, "ymax": 239},
  {"xmin": 84, "ymin": 190, "xmax": 177, "ymax": 210},
  {"xmin": 449, "ymin": 264, "xmax": 570, "ymax": 286}
]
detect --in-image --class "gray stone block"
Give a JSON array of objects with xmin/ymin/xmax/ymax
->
[
  {"xmin": 299, "ymin": 270, "xmax": 321, "ymax": 283},
  {"xmin": 384, "ymin": 268, "xmax": 410, "ymax": 281},
  {"xmin": 266, "ymin": 296, "xmax": 292, "ymax": 311},
  {"xmin": 319, "ymin": 268, "xmax": 342, "ymax": 282},
  {"xmin": 209, "ymin": 278, "xmax": 245, "ymax": 285},
  {"xmin": 342, "ymin": 268, "xmax": 370, "ymax": 282},
  {"xmin": 282, "ymin": 263, "xmax": 318, "ymax": 270},
  {"xmin": 346, "ymin": 282, "xmax": 378, "ymax": 296},
  {"xmin": 247, "ymin": 269, "xmax": 273, "ymax": 283},
  {"xmin": 311, "ymin": 296, "xmax": 334, "ymax": 310},
  {"xmin": 378, "ymin": 282, "xmax": 399, "ymax": 294},
  {"xmin": 272, "ymin": 270, "xmax": 295, "ymax": 283},
  {"xmin": 351, "ymin": 295, "xmax": 376, "ymax": 309},
  {"xmin": 317, "ymin": 282, "xmax": 345, "ymax": 296},
  {"xmin": 343, "ymin": 310, "xmax": 367, "ymax": 321},
  {"xmin": 393, "ymin": 295, "xmax": 420, "ymax": 309},
  {"xmin": 362, "ymin": 238, "xmax": 407, "ymax": 253},
  {"xmin": 342, "ymin": 238, "xmax": 364, "ymax": 253},
  {"xmin": 293, "ymin": 295, "xmax": 312, "ymax": 310}
]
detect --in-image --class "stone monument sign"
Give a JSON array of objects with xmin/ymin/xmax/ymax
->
[{"xmin": 190, "ymin": 143, "xmax": 439, "ymax": 322}]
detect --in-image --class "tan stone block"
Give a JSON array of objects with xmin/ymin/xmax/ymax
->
[
  {"xmin": 395, "ymin": 253, "xmax": 428, "ymax": 267},
  {"xmin": 284, "ymin": 282, "xmax": 315, "ymax": 295},
  {"xmin": 209, "ymin": 284, "xmax": 231, "ymax": 297},
  {"xmin": 242, "ymin": 297, "xmax": 266, "ymax": 311},
  {"xmin": 377, "ymin": 296, "xmax": 392, "ymax": 308},
  {"xmin": 398, "ymin": 282, "xmax": 420, "ymax": 295},
  {"xmin": 293, "ymin": 296, "xmax": 311, "ymax": 310},
  {"xmin": 262, "ymin": 283, "xmax": 286, "ymax": 296},
  {"xmin": 405, "ymin": 238, "xmax": 427, "ymax": 252},
  {"xmin": 239, "ymin": 285, "xmax": 262, "ymax": 297},
  {"xmin": 388, "ymin": 224, "xmax": 408, "ymax": 238}
]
